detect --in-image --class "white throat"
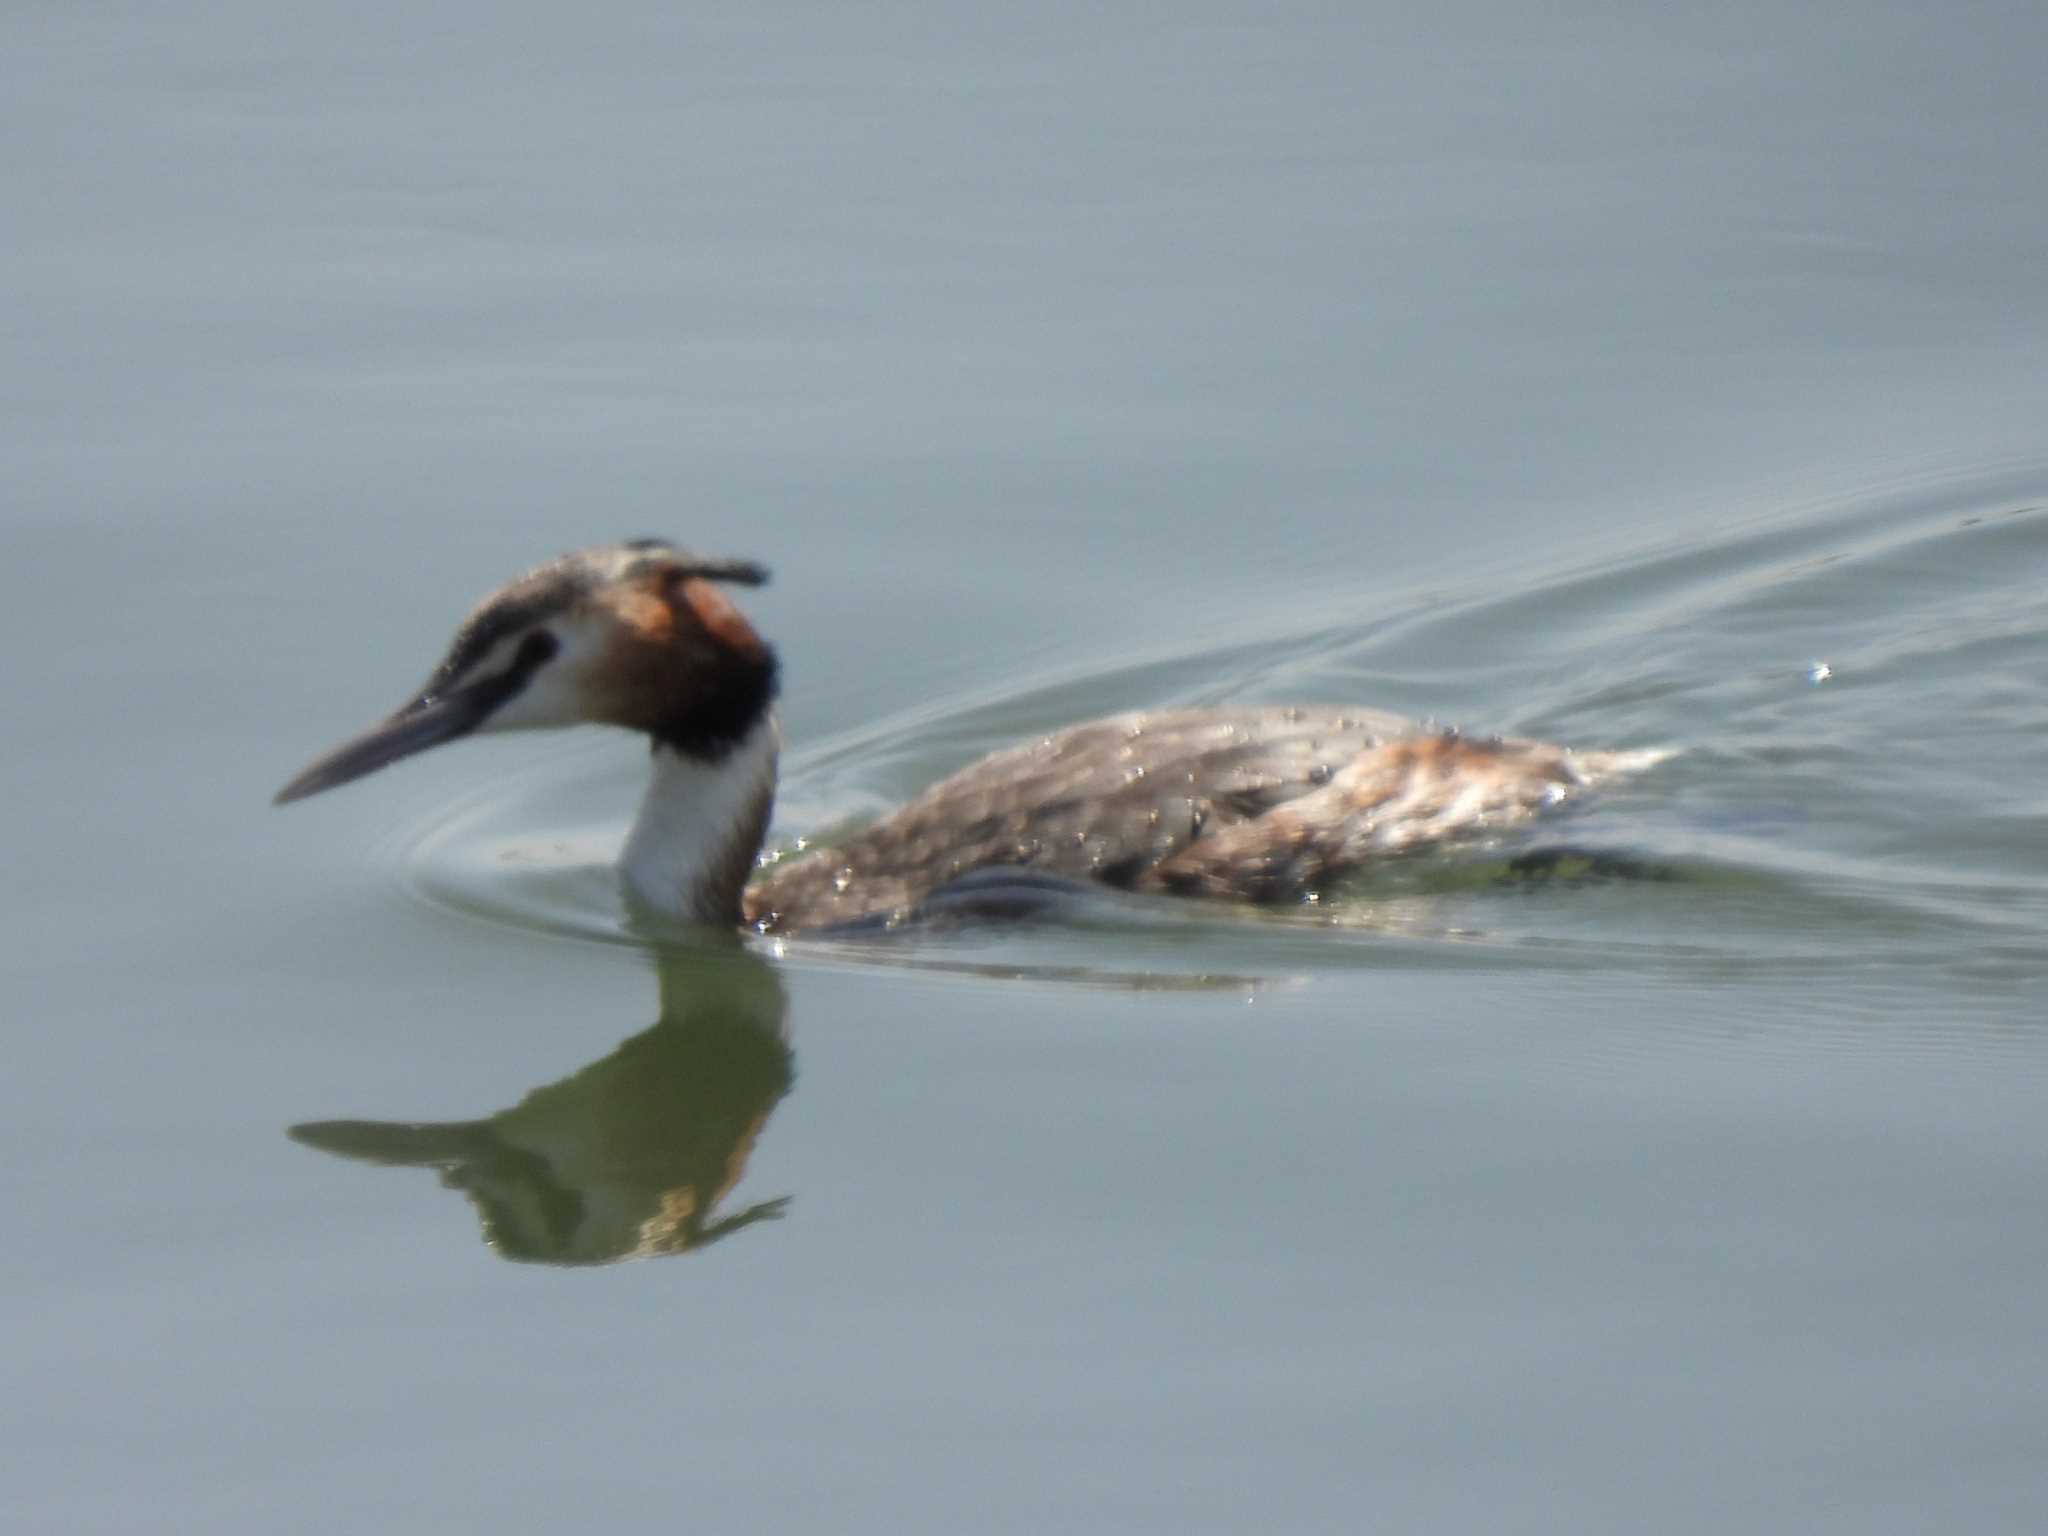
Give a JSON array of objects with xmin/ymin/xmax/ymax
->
[{"xmin": 619, "ymin": 715, "xmax": 780, "ymax": 927}]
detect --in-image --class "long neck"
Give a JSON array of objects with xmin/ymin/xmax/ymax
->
[{"xmin": 619, "ymin": 714, "xmax": 780, "ymax": 928}]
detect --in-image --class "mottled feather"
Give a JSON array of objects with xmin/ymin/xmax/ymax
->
[{"xmin": 741, "ymin": 708, "xmax": 1642, "ymax": 931}]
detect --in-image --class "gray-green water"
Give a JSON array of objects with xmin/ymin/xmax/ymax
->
[{"xmin": 8, "ymin": 4, "xmax": 2048, "ymax": 1531}]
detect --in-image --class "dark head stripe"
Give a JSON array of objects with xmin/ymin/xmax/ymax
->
[{"xmin": 432, "ymin": 587, "xmax": 579, "ymax": 689}]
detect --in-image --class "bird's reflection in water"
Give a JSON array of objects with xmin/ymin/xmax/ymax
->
[{"xmin": 290, "ymin": 945, "xmax": 792, "ymax": 1266}]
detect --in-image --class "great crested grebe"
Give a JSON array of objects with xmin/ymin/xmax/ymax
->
[{"xmin": 276, "ymin": 540, "xmax": 1662, "ymax": 934}]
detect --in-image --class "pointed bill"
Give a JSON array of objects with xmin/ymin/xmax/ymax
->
[{"xmin": 273, "ymin": 687, "xmax": 496, "ymax": 805}]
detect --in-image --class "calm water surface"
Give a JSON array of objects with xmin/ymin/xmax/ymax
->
[{"xmin": 7, "ymin": 3, "xmax": 2048, "ymax": 1532}]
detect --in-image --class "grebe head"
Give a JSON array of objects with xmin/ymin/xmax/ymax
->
[{"xmin": 274, "ymin": 540, "xmax": 777, "ymax": 805}]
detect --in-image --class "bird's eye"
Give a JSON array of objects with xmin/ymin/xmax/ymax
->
[{"xmin": 515, "ymin": 630, "xmax": 560, "ymax": 670}]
